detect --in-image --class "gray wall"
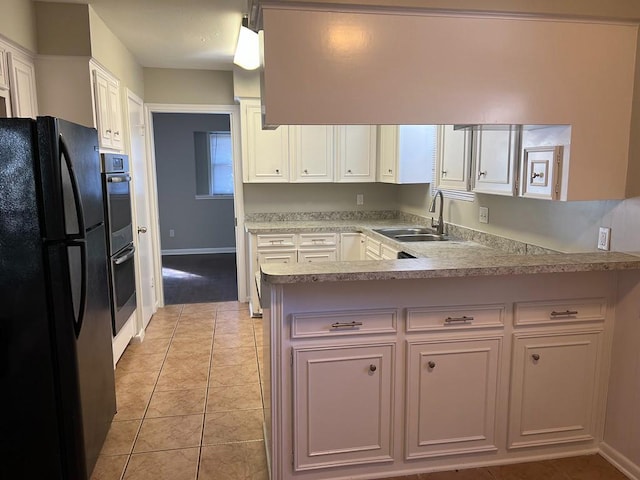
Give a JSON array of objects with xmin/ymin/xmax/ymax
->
[{"xmin": 153, "ymin": 112, "xmax": 236, "ymax": 251}]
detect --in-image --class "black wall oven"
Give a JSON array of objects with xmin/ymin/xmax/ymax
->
[{"xmin": 101, "ymin": 153, "xmax": 136, "ymax": 336}]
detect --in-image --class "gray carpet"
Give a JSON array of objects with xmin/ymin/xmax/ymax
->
[{"xmin": 162, "ymin": 253, "xmax": 238, "ymax": 305}]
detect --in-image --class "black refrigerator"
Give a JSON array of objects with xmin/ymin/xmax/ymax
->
[{"xmin": 0, "ymin": 117, "xmax": 117, "ymax": 479}]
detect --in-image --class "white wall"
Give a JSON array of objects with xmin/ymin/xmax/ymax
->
[{"xmin": 243, "ymin": 183, "xmax": 399, "ymax": 214}]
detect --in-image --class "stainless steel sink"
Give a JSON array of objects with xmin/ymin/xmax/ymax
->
[
  {"xmin": 373, "ymin": 227, "xmax": 450, "ymax": 242},
  {"xmin": 393, "ymin": 233, "xmax": 449, "ymax": 242}
]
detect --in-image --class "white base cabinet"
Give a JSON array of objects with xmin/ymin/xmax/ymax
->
[
  {"xmin": 262, "ymin": 271, "xmax": 617, "ymax": 480},
  {"xmin": 406, "ymin": 337, "xmax": 501, "ymax": 459},
  {"xmin": 293, "ymin": 343, "xmax": 395, "ymax": 470},
  {"xmin": 509, "ymin": 330, "xmax": 601, "ymax": 449}
]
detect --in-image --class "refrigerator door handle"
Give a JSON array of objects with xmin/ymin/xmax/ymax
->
[
  {"xmin": 59, "ymin": 134, "xmax": 86, "ymax": 237},
  {"xmin": 67, "ymin": 239, "xmax": 88, "ymax": 338}
]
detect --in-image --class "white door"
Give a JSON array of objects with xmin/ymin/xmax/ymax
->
[{"xmin": 127, "ymin": 91, "xmax": 156, "ymax": 329}]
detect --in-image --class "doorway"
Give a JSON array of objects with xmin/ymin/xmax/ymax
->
[{"xmin": 144, "ymin": 104, "xmax": 247, "ymax": 307}]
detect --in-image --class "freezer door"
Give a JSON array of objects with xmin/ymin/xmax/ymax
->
[{"xmin": 37, "ymin": 117, "xmax": 104, "ymax": 240}]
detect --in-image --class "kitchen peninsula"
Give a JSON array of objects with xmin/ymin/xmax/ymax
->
[{"xmin": 255, "ymin": 221, "xmax": 640, "ymax": 480}]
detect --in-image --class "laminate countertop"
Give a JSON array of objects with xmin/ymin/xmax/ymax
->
[{"xmin": 245, "ymin": 220, "xmax": 640, "ymax": 284}]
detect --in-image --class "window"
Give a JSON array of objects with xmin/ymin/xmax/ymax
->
[
  {"xmin": 194, "ymin": 130, "xmax": 234, "ymax": 198},
  {"xmin": 209, "ymin": 132, "xmax": 233, "ymax": 196}
]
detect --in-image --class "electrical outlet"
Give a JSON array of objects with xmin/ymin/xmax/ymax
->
[
  {"xmin": 169, "ymin": 229, "xmax": 175, "ymax": 238},
  {"xmin": 479, "ymin": 206, "xmax": 489, "ymax": 224},
  {"xmin": 597, "ymin": 227, "xmax": 611, "ymax": 251},
  {"xmin": 356, "ymin": 194, "xmax": 364, "ymax": 206}
]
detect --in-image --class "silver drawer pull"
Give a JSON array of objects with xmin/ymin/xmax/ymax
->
[
  {"xmin": 269, "ymin": 239, "xmax": 284, "ymax": 244},
  {"xmin": 331, "ymin": 321, "xmax": 363, "ymax": 329},
  {"xmin": 550, "ymin": 310, "xmax": 578, "ymax": 317},
  {"xmin": 445, "ymin": 316, "xmax": 474, "ymax": 323}
]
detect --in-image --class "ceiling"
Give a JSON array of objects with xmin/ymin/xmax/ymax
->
[{"xmin": 37, "ymin": 0, "xmax": 247, "ymax": 71}]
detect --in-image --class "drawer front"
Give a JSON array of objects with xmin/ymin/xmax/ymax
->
[
  {"xmin": 291, "ymin": 309, "xmax": 397, "ymax": 338},
  {"xmin": 256, "ymin": 233, "xmax": 296, "ymax": 248},
  {"xmin": 298, "ymin": 249, "xmax": 337, "ymax": 263},
  {"xmin": 365, "ymin": 236, "xmax": 381, "ymax": 256},
  {"xmin": 380, "ymin": 243, "xmax": 398, "ymax": 260},
  {"xmin": 514, "ymin": 298, "xmax": 607, "ymax": 327},
  {"xmin": 257, "ymin": 249, "xmax": 297, "ymax": 266},
  {"xmin": 406, "ymin": 304, "xmax": 505, "ymax": 332},
  {"xmin": 298, "ymin": 233, "xmax": 337, "ymax": 248}
]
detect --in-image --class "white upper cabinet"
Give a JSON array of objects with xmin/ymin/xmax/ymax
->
[
  {"xmin": 377, "ymin": 125, "xmax": 435, "ymax": 184},
  {"xmin": 241, "ymin": 99, "xmax": 290, "ymax": 183},
  {"xmin": 0, "ymin": 44, "xmax": 8, "ymax": 91},
  {"xmin": 437, "ymin": 125, "xmax": 471, "ymax": 191},
  {"xmin": 290, "ymin": 125, "xmax": 334, "ymax": 182},
  {"xmin": 335, "ymin": 125, "xmax": 377, "ymax": 182},
  {"xmin": 7, "ymin": 51, "xmax": 38, "ymax": 119},
  {"xmin": 472, "ymin": 125, "xmax": 520, "ymax": 196},
  {"xmin": 93, "ymin": 67, "xmax": 123, "ymax": 151}
]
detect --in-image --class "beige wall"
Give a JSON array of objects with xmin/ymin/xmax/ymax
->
[
  {"xmin": 89, "ymin": 7, "xmax": 144, "ymax": 98},
  {"xmin": 243, "ymin": 183, "xmax": 399, "ymax": 214},
  {"xmin": 0, "ymin": 0, "xmax": 36, "ymax": 52},
  {"xmin": 35, "ymin": 2, "xmax": 91, "ymax": 56},
  {"xmin": 233, "ymin": 68, "xmax": 261, "ymax": 99},
  {"xmin": 144, "ymin": 68, "xmax": 234, "ymax": 105}
]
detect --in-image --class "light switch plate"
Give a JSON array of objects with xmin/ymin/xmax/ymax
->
[
  {"xmin": 356, "ymin": 194, "xmax": 364, "ymax": 206},
  {"xmin": 597, "ymin": 227, "xmax": 611, "ymax": 251},
  {"xmin": 479, "ymin": 206, "xmax": 489, "ymax": 224}
]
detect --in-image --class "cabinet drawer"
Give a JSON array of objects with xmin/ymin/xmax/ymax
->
[
  {"xmin": 380, "ymin": 243, "xmax": 398, "ymax": 260},
  {"xmin": 514, "ymin": 298, "xmax": 607, "ymax": 327},
  {"xmin": 364, "ymin": 237, "xmax": 380, "ymax": 260},
  {"xmin": 291, "ymin": 309, "xmax": 397, "ymax": 338},
  {"xmin": 406, "ymin": 304, "xmax": 505, "ymax": 332},
  {"xmin": 257, "ymin": 249, "xmax": 297, "ymax": 266},
  {"xmin": 256, "ymin": 233, "xmax": 296, "ymax": 248},
  {"xmin": 298, "ymin": 249, "xmax": 337, "ymax": 263},
  {"xmin": 299, "ymin": 232, "xmax": 337, "ymax": 247}
]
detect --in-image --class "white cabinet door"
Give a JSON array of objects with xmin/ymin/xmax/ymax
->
[
  {"xmin": 509, "ymin": 331, "xmax": 601, "ymax": 449},
  {"xmin": 406, "ymin": 338, "xmax": 501, "ymax": 459},
  {"xmin": 340, "ymin": 232, "xmax": 364, "ymax": 261},
  {"xmin": 7, "ymin": 52, "xmax": 37, "ymax": 119},
  {"xmin": 257, "ymin": 249, "xmax": 297, "ymax": 266},
  {"xmin": 291, "ymin": 125, "xmax": 334, "ymax": 182},
  {"xmin": 298, "ymin": 249, "xmax": 337, "ymax": 263},
  {"xmin": 472, "ymin": 125, "xmax": 519, "ymax": 196},
  {"xmin": 93, "ymin": 68, "xmax": 123, "ymax": 151},
  {"xmin": 293, "ymin": 343, "xmax": 394, "ymax": 470},
  {"xmin": 378, "ymin": 125, "xmax": 435, "ymax": 184},
  {"xmin": 243, "ymin": 100, "xmax": 289, "ymax": 182},
  {"xmin": 336, "ymin": 125, "xmax": 377, "ymax": 182},
  {"xmin": 0, "ymin": 45, "xmax": 8, "ymax": 90},
  {"xmin": 107, "ymin": 80, "xmax": 123, "ymax": 150},
  {"xmin": 437, "ymin": 125, "xmax": 472, "ymax": 191}
]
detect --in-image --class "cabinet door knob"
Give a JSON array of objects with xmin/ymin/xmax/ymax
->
[
  {"xmin": 441, "ymin": 170, "xmax": 447, "ymax": 177},
  {"xmin": 531, "ymin": 172, "xmax": 544, "ymax": 181},
  {"xmin": 275, "ymin": 169, "xmax": 280, "ymax": 174},
  {"xmin": 388, "ymin": 169, "xmax": 392, "ymax": 173},
  {"xmin": 532, "ymin": 353, "xmax": 540, "ymax": 361},
  {"xmin": 478, "ymin": 170, "xmax": 487, "ymax": 178},
  {"xmin": 347, "ymin": 169, "xmax": 352, "ymax": 173},
  {"xmin": 427, "ymin": 361, "xmax": 436, "ymax": 369},
  {"xmin": 369, "ymin": 364, "xmax": 377, "ymax": 372},
  {"xmin": 303, "ymin": 169, "xmax": 308, "ymax": 174}
]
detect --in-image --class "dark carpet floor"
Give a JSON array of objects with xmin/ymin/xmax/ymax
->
[{"xmin": 161, "ymin": 253, "xmax": 238, "ymax": 305}]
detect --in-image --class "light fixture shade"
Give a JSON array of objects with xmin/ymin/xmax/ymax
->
[{"xmin": 234, "ymin": 24, "xmax": 260, "ymax": 70}]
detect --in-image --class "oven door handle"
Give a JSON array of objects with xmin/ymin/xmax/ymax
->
[
  {"xmin": 113, "ymin": 245, "xmax": 135, "ymax": 265},
  {"xmin": 107, "ymin": 174, "xmax": 131, "ymax": 183}
]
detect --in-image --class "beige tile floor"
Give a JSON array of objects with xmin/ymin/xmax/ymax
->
[{"xmin": 91, "ymin": 301, "xmax": 629, "ymax": 480}]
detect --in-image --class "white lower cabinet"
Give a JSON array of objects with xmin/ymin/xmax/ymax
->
[
  {"xmin": 292, "ymin": 343, "xmax": 395, "ymax": 470},
  {"xmin": 508, "ymin": 330, "xmax": 601, "ymax": 449},
  {"xmin": 406, "ymin": 337, "xmax": 501, "ymax": 459},
  {"xmin": 339, "ymin": 232, "xmax": 364, "ymax": 261}
]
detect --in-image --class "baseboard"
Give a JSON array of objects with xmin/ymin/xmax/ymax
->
[
  {"xmin": 161, "ymin": 247, "xmax": 236, "ymax": 255},
  {"xmin": 600, "ymin": 442, "xmax": 640, "ymax": 480}
]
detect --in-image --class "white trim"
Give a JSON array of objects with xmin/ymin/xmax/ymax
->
[
  {"xmin": 161, "ymin": 247, "xmax": 237, "ymax": 256},
  {"xmin": 195, "ymin": 194, "xmax": 234, "ymax": 200},
  {"xmin": 600, "ymin": 443, "xmax": 640, "ymax": 480},
  {"xmin": 144, "ymin": 103, "xmax": 247, "ymax": 307},
  {"xmin": 111, "ymin": 312, "xmax": 136, "ymax": 367}
]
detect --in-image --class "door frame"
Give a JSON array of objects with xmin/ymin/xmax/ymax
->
[{"xmin": 144, "ymin": 103, "xmax": 247, "ymax": 306}]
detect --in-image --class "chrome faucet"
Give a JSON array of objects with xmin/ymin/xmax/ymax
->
[{"xmin": 428, "ymin": 190, "xmax": 444, "ymax": 235}]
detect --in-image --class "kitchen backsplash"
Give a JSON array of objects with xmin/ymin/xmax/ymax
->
[{"xmin": 245, "ymin": 210, "xmax": 561, "ymax": 255}]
